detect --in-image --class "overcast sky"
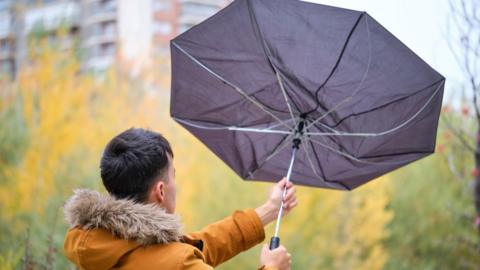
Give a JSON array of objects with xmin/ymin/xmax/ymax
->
[
  {"xmin": 308, "ymin": 0, "xmax": 461, "ymax": 103},
  {"xmin": 122, "ymin": 0, "xmax": 460, "ymax": 102}
]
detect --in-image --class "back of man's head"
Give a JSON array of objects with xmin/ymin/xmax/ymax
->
[{"xmin": 100, "ymin": 128, "xmax": 173, "ymax": 203}]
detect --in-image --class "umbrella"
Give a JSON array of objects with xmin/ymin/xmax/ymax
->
[{"xmin": 169, "ymin": 0, "xmax": 445, "ymax": 249}]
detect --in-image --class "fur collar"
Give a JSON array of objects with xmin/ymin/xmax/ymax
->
[{"xmin": 64, "ymin": 189, "xmax": 182, "ymax": 245}]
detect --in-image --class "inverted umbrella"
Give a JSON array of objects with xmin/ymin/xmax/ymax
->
[{"xmin": 170, "ymin": 0, "xmax": 445, "ymax": 249}]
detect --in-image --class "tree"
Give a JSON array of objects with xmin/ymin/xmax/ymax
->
[
  {"xmin": 0, "ymin": 39, "xmax": 173, "ymax": 268},
  {"xmin": 444, "ymin": 0, "xmax": 480, "ymax": 242}
]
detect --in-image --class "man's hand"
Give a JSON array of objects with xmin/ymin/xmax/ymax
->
[
  {"xmin": 260, "ymin": 244, "xmax": 291, "ymax": 270},
  {"xmin": 255, "ymin": 178, "xmax": 297, "ymax": 226}
]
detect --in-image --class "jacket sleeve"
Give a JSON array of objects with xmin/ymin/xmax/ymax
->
[
  {"xmin": 185, "ymin": 208, "xmax": 265, "ymax": 267},
  {"xmin": 258, "ymin": 266, "xmax": 279, "ymax": 270}
]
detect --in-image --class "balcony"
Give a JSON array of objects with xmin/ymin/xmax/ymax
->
[
  {"xmin": 0, "ymin": 58, "xmax": 14, "ymax": 77},
  {"xmin": 84, "ymin": 22, "xmax": 116, "ymax": 47},
  {"xmin": 0, "ymin": 38, "xmax": 13, "ymax": 60},
  {"xmin": 178, "ymin": 0, "xmax": 226, "ymax": 7},
  {"xmin": 0, "ymin": 10, "xmax": 13, "ymax": 38},
  {"xmin": 178, "ymin": 2, "xmax": 220, "ymax": 27},
  {"xmin": 0, "ymin": 0, "xmax": 12, "ymax": 12},
  {"xmin": 24, "ymin": 1, "xmax": 81, "ymax": 32},
  {"xmin": 85, "ymin": 54, "xmax": 114, "ymax": 71},
  {"xmin": 85, "ymin": 0, "xmax": 117, "ymax": 25},
  {"xmin": 180, "ymin": 2, "xmax": 220, "ymax": 17}
]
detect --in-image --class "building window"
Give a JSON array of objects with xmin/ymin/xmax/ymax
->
[
  {"xmin": 152, "ymin": 0, "xmax": 171, "ymax": 12},
  {"xmin": 0, "ymin": 0, "xmax": 11, "ymax": 12},
  {"xmin": 0, "ymin": 39, "xmax": 10, "ymax": 53},
  {"xmin": 101, "ymin": 42, "xmax": 115, "ymax": 56},
  {"xmin": 181, "ymin": 3, "xmax": 218, "ymax": 18},
  {"xmin": 0, "ymin": 10, "xmax": 13, "ymax": 34},
  {"xmin": 101, "ymin": 21, "xmax": 115, "ymax": 35},
  {"xmin": 91, "ymin": 0, "xmax": 116, "ymax": 15},
  {"xmin": 91, "ymin": 45, "xmax": 101, "ymax": 57},
  {"xmin": 91, "ymin": 43, "xmax": 115, "ymax": 58},
  {"xmin": 179, "ymin": 23, "xmax": 195, "ymax": 34},
  {"xmin": 0, "ymin": 59, "xmax": 12, "ymax": 72},
  {"xmin": 153, "ymin": 21, "xmax": 172, "ymax": 35},
  {"xmin": 91, "ymin": 21, "xmax": 115, "ymax": 36}
]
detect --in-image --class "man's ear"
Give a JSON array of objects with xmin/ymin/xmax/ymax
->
[{"xmin": 152, "ymin": 181, "xmax": 165, "ymax": 204}]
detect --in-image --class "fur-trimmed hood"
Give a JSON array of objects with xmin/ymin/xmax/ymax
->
[
  {"xmin": 64, "ymin": 189, "xmax": 182, "ymax": 245},
  {"xmin": 64, "ymin": 189, "xmax": 268, "ymax": 270}
]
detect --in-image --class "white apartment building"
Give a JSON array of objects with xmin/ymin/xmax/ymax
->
[{"xmin": 0, "ymin": 0, "xmax": 229, "ymax": 78}]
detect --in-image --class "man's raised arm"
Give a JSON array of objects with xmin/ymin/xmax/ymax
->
[{"xmin": 185, "ymin": 178, "xmax": 297, "ymax": 269}]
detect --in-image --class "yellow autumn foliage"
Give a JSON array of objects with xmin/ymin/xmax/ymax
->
[
  {"xmin": 0, "ymin": 42, "xmax": 181, "ymax": 233},
  {"xmin": 0, "ymin": 43, "xmax": 393, "ymax": 269}
]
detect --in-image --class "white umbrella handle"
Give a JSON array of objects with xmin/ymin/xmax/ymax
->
[{"xmin": 269, "ymin": 144, "xmax": 298, "ymax": 250}]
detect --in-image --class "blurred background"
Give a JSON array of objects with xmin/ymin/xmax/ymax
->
[{"xmin": 0, "ymin": 0, "xmax": 479, "ymax": 269}]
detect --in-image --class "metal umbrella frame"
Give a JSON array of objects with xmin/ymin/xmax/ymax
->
[{"xmin": 170, "ymin": 0, "xmax": 445, "ymax": 249}]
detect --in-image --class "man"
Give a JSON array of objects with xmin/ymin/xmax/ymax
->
[{"xmin": 64, "ymin": 128, "xmax": 297, "ymax": 270}]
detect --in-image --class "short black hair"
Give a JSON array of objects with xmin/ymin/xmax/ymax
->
[{"xmin": 100, "ymin": 128, "xmax": 173, "ymax": 202}]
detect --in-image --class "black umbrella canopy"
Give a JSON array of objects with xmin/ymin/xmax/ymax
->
[{"xmin": 170, "ymin": 0, "xmax": 445, "ymax": 190}]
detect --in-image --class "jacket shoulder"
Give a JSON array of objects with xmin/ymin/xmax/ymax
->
[{"xmin": 64, "ymin": 227, "xmax": 141, "ymax": 269}]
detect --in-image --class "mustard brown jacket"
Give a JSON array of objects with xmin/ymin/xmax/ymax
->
[{"xmin": 63, "ymin": 189, "xmax": 274, "ymax": 270}]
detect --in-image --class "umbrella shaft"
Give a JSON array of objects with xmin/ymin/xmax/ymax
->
[{"xmin": 273, "ymin": 146, "xmax": 297, "ymax": 237}]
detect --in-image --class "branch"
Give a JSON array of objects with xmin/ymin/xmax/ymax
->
[
  {"xmin": 446, "ymin": 153, "xmax": 468, "ymax": 181},
  {"xmin": 448, "ymin": 0, "xmax": 480, "ymax": 120},
  {"xmin": 441, "ymin": 114, "xmax": 478, "ymax": 154}
]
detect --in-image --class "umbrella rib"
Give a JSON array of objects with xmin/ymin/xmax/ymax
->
[
  {"xmin": 276, "ymin": 72, "xmax": 298, "ymax": 126},
  {"xmin": 228, "ymin": 127, "xmax": 291, "ymax": 134},
  {"xmin": 262, "ymin": 134, "xmax": 294, "ymax": 164},
  {"xmin": 248, "ymin": 133, "xmax": 295, "ymax": 178},
  {"xmin": 305, "ymin": 14, "xmax": 372, "ymax": 130},
  {"xmin": 264, "ymin": 118, "xmax": 296, "ymax": 130},
  {"xmin": 310, "ymin": 78, "xmax": 444, "ymax": 131},
  {"xmin": 172, "ymin": 42, "xmax": 292, "ymax": 130},
  {"xmin": 246, "ymin": 0, "xmax": 298, "ymax": 126},
  {"xmin": 302, "ymin": 138, "xmax": 339, "ymax": 188},
  {"xmin": 173, "ymin": 117, "xmax": 292, "ymax": 135},
  {"xmin": 302, "ymin": 139, "xmax": 320, "ymax": 177},
  {"xmin": 305, "ymin": 12, "xmax": 367, "ymax": 115},
  {"xmin": 304, "ymin": 81, "xmax": 443, "ymax": 137},
  {"xmin": 306, "ymin": 137, "xmax": 413, "ymax": 165}
]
